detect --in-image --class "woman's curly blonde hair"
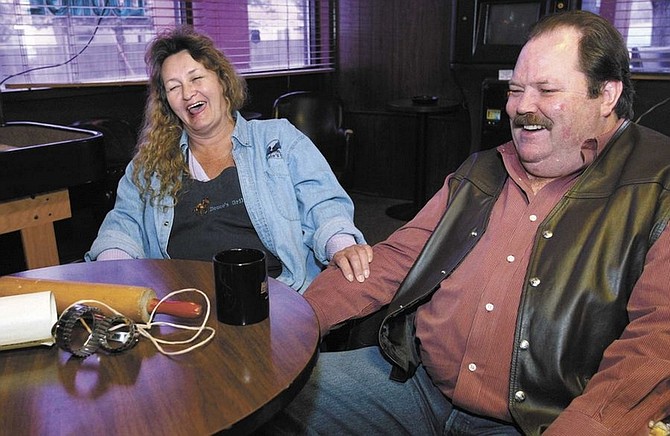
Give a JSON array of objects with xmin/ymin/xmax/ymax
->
[{"xmin": 132, "ymin": 26, "xmax": 247, "ymax": 203}]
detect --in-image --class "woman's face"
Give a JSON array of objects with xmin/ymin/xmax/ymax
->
[{"xmin": 161, "ymin": 50, "xmax": 231, "ymax": 138}]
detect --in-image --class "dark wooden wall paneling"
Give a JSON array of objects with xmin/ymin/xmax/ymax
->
[
  {"xmin": 345, "ymin": 109, "xmax": 470, "ymax": 199},
  {"xmin": 336, "ymin": 0, "xmax": 470, "ymax": 199},
  {"xmin": 338, "ymin": 0, "xmax": 461, "ymax": 108}
]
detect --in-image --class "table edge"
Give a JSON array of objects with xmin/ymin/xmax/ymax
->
[{"xmin": 225, "ymin": 349, "xmax": 319, "ymax": 434}]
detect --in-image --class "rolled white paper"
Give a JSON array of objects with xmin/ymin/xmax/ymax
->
[{"xmin": 0, "ymin": 291, "xmax": 57, "ymax": 350}]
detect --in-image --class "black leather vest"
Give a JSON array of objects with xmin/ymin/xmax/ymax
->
[{"xmin": 378, "ymin": 121, "xmax": 670, "ymax": 435}]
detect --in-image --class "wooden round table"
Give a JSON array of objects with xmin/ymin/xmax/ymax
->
[{"xmin": 0, "ymin": 259, "xmax": 319, "ymax": 435}]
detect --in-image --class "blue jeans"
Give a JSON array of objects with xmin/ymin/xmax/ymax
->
[{"xmin": 259, "ymin": 346, "xmax": 522, "ymax": 436}]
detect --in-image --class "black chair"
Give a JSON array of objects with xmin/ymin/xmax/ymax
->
[
  {"xmin": 272, "ymin": 91, "xmax": 353, "ymax": 186},
  {"xmin": 69, "ymin": 117, "xmax": 137, "ymax": 211}
]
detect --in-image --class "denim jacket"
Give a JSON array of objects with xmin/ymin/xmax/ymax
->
[{"xmin": 85, "ymin": 113, "xmax": 364, "ymax": 293}]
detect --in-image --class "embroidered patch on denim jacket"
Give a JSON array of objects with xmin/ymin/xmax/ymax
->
[{"xmin": 267, "ymin": 141, "xmax": 281, "ymax": 158}]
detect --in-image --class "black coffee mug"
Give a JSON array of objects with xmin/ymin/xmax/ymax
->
[{"xmin": 213, "ymin": 248, "xmax": 269, "ymax": 325}]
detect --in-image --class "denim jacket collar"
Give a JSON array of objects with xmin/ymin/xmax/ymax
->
[{"xmin": 179, "ymin": 111, "xmax": 252, "ymax": 154}]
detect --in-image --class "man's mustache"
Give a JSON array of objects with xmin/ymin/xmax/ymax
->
[{"xmin": 513, "ymin": 114, "xmax": 553, "ymax": 130}]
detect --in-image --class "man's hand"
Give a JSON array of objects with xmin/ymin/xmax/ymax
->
[{"xmin": 331, "ymin": 244, "xmax": 373, "ymax": 283}]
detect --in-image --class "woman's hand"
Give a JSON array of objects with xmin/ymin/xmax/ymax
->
[{"xmin": 331, "ymin": 244, "xmax": 374, "ymax": 283}]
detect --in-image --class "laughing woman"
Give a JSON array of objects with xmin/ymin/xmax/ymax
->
[{"xmin": 85, "ymin": 26, "xmax": 372, "ymax": 293}]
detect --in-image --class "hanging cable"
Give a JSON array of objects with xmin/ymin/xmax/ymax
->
[
  {"xmin": 635, "ymin": 96, "xmax": 670, "ymax": 124},
  {"xmin": 0, "ymin": 2, "xmax": 108, "ymax": 87}
]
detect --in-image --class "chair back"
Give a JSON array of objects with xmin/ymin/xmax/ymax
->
[
  {"xmin": 69, "ymin": 117, "xmax": 137, "ymax": 211},
  {"xmin": 273, "ymin": 91, "xmax": 343, "ymax": 140},
  {"xmin": 272, "ymin": 91, "xmax": 352, "ymax": 183}
]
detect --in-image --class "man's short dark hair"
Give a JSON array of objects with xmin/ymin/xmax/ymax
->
[{"xmin": 528, "ymin": 10, "xmax": 634, "ymax": 119}]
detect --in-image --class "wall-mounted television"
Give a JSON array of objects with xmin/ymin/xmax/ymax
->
[{"xmin": 451, "ymin": 0, "xmax": 581, "ymax": 67}]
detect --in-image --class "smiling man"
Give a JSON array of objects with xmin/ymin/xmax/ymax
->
[{"xmin": 260, "ymin": 10, "xmax": 670, "ymax": 436}]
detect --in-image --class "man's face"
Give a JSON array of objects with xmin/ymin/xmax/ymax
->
[{"xmin": 506, "ymin": 27, "xmax": 617, "ymax": 179}]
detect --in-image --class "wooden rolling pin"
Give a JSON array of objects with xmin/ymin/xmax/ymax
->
[{"xmin": 0, "ymin": 276, "xmax": 202, "ymax": 323}]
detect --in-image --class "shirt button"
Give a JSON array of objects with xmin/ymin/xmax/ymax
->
[
  {"xmin": 542, "ymin": 230, "xmax": 553, "ymax": 238},
  {"xmin": 529, "ymin": 214, "xmax": 538, "ymax": 222},
  {"xmin": 506, "ymin": 255, "xmax": 515, "ymax": 262},
  {"xmin": 163, "ymin": 221, "xmax": 170, "ymax": 226},
  {"xmin": 514, "ymin": 391, "xmax": 526, "ymax": 402},
  {"xmin": 485, "ymin": 303, "xmax": 494, "ymax": 312},
  {"xmin": 520, "ymin": 340, "xmax": 530, "ymax": 350},
  {"xmin": 529, "ymin": 277, "xmax": 541, "ymax": 287},
  {"xmin": 468, "ymin": 363, "xmax": 477, "ymax": 372}
]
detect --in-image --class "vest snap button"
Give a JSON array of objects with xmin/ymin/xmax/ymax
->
[
  {"xmin": 529, "ymin": 277, "xmax": 541, "ymax": 287},
  {"xmin": 514, "ymin": 390, "xmax": 526, "ymax": 402}
]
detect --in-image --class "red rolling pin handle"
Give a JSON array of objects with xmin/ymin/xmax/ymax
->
[{"xmin": 148, "ymin": 299, "xmax": 202, "ymax": 319}]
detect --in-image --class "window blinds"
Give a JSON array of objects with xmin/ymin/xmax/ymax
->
[
  {"xmin": 190, "ymin": 0, "xmax": 335, "ymax": 77},
  {"xmin": 583, "ymin": 0, "xmax": 670, "ymax": 74},
  {"xmin": 0, "ymin": 0, "xmax": 336, "ymax": 90}
]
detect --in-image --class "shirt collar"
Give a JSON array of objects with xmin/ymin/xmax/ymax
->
[
  {"xmin": 231, "ymin": 111, "xmax": 250, "ymax": 147},
  {"xmin": 179, "ymin": 110, "xmax": 249, "ymax": 181},
  {"xmin": 178, "ymin": 110, "xmax": 249, "ymax": 151},
  {"xmin": 498, "ymin": 118, "xmax": 627, "ymax": 194},
  {"xmin": 581, "ymin": 118, "xmax": 626, "ymax": 166}
]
